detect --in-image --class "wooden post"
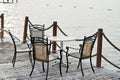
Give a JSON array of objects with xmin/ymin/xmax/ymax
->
[
  {"xmin": 23, "ymin": 16, "xmax": 29, "ymax": 43},
  {"xmin": 96, "ymin": 28, "xmax": 103, "ymax": 67},
  {"xmin": 52, "ymin": 21, "xmax": 57, "ymax": 53},
  {"xmin": 0, "ymin": 14, "xmax": 4, "ymax": 38}
]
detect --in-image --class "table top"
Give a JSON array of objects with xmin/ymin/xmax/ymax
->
[{"xmin": 48, "ymin": 36, "xmax": 76, "ymax": 42}]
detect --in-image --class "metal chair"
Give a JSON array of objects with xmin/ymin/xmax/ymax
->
[
  {"xmin": 8, "ymin": 31, "xmax": 32, "ymax": 67},
  {"xmin": 66, "ymin": 34, "xmax": 97, "ymax": 76},
  {"xmin": 29, "ymin": 37, "xmax": 62, "ymax": 80}
]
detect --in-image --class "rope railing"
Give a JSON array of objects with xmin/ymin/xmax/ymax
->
[
  {"xmin": 75, "ymin": 32, "xmax": 98, "ymax": 41},
  {"xmin": 102, "ymin": 32, "xmax": 120, "ymax": 52},
  {"xmin": 101, "ymin": 32, "xmax": 120, "ymax": 69},
  {"xmin": 57, "ymin": 25, "xmax": 68, "ymax": 36},
  {"xmin": 102, "ymin": 55, "xmax": 120, "ymax": 69},
  {"xmin": 28, "ymin": 19, "xmax": 53, "ymax": 31},
  {"xmin": 23, "ymin": 18, "xmax": 68, "ymax": 42},
  {"xmin": 28, "ymin": 19, "xmax": 69, "ymax": 36}
]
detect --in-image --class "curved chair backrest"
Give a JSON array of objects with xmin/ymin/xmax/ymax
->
[
  {"xmin": 28, "ymin": 20, "xmax": 45, "ymax": 44},
  {"xmin": 33, "ymin": 37, "xmax": 51, "ymax": 62},
  {"xmin": 81, "ymin": 35, "xmax": 97, "ymax": 59},
  {"xmin": 8, "ymin": 31, "xmax": 17, "ymax": 52},
  {"xmin": 29, "ymin": 24, "xmax": 45, "ymax": 38}
]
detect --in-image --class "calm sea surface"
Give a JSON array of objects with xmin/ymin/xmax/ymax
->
[{"xmin": 0, "ymin": 0, "xmax": 120, "ymax": 70}]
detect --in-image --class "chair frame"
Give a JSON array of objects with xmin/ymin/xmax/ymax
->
[
  {"xmin": 29, "ymin": 37, "xmax": 62, "ymax": 80},
  {"xmin": 66, "ymin": 34, "xmax": 97, "ymax": 76},
  {"xmin": 8, "ymin": 31, "xmax": 32, "ymax": 67}
]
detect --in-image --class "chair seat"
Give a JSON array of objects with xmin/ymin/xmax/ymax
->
[
  {"xmin": 17, "ymin": 44, "xmax": 32, "ymax": 53},
  {"xmin": 68, "ymin": 52, "xmax": 90, "ymax": 59},
  {"xmin": 36, "ymin": 53, "xmax": 60, "ymax": 62}
]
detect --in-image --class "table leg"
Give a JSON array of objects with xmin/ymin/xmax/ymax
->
[{"xmin": 52, "ymin": 41, "xmax": 67, "ymax": 67}]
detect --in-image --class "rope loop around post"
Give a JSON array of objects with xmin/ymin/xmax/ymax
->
[{"xmin": 28, "ymin": 19, "xmax": 53, "ymax": 31}]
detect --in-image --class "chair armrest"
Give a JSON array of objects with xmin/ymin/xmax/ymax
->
[
  {"xmin": 66, "ymin": 44, "xmax": 83, "ymax": 54},
  {"xmin": 66, "ymin": 43, "xmax": 83, "ymax": 50},
  {"xmin": 66, "ymin": 46, "xmax": 80, "ymax": 50}
]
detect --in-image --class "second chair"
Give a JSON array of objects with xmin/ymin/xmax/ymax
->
[
  {"xmin": 65, "ymin": 34, "xmax": 97, "ymax": 76},
  {"xmin": 8, "ymin": 31, "xmax": 32, "ymax": 67}
]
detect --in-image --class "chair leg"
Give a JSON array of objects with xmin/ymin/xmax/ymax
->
[
  {"xmin": 29, "ymin": 52, "xmax": 33, "ymax": 66},
  {"xmin": 77, "ymin": 59, "xmax": 80, "ymax": 69},
  {"xmin": 80, "ymin": 59, "xmax": 84, "ymax": 76},
  {"xmin": 59, "ymin": 59, "xmax": 62, "ymax": 76},
  {"xmin": 42, "ymin": 62, "xmax": 45, "ymax": 72},
  {"xmin": 66, "ymin": 54, "xmax": 69, "ymax": 73},
  {"xmin": 30, "ymin": 59, "xmax": 35, "ymax": 76},
  {"xmin": 45, "ymin": 62, "xmax": 49, "ymax": 80},
  {"xmin": 59, "ymin": 50, "xmax": 62, "ymax": 76},
  {"xmin": 90, "ymin": 56, "xmax": 95, "ymax": 73},
  {"xmin": 12, "ymin": 52, "xmax": 17, "ymax": 67},
  {"xmin": 12, "ymin": 53, "xmax": 15, "ymax": 63}
]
